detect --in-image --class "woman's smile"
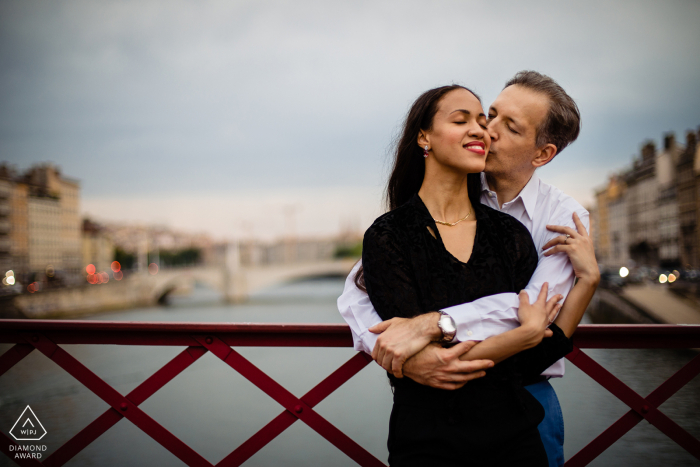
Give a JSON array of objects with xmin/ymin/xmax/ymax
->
[{"xmin": 464, "ymin": 141, "xmax": 486, "ymax": 156}]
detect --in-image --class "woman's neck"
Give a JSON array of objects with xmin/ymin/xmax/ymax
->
[{"xmin": 417, "ymin": 166, "xmax": 473, "ymax": 222}]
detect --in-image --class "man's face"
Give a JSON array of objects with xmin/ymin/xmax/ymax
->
[{"xmin": 484, "ymin": 85, "xmax": 549, "ymax": 179}]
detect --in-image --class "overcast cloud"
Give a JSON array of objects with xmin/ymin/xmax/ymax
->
[{"xmin": 2, "ymin": 0, "xmax": 699, "ymax": 239}]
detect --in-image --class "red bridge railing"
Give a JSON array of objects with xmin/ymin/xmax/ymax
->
[{"xmin": 0, "ymin": 320, "xmax": 699, "ymax": 466}]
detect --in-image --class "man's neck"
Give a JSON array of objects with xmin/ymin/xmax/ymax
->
[{"xmin": 485, "ymin": 170, "xmax": 535, "ymax": 208}]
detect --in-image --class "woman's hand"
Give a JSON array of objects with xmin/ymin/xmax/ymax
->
[
  {"xmin": 543, "ymin": 212, "xmax": 601, "ymax": 287},
  {"xmin": 517, "ymin": 282, "xmax": 562, "ymax": 347}
]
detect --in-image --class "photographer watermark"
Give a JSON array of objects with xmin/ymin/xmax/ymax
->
[{"xmin": 7, "ymin": 405, "xmax": 47, "ymax": 460}]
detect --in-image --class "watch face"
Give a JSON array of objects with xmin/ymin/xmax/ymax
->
[{"xmin": 439, "ymin": 315, "xmax": 456, "ymax": 334}]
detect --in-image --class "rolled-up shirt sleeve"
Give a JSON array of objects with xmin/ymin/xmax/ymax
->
[{"xmin": 337, "ymin": 261, "xmax": 382, "ymax": 354}]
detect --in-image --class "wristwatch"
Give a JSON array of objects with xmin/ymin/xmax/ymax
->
[{"xmin": 437, "ymin": 311, "xmax": 457, "ymax": 344}]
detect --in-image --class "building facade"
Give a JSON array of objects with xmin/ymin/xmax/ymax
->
[
  {"xmin": 1, "ymin": 163, "xmax": 82, "ymax": 283},
  {"xmin": 594, "ymin": 128, "xmax": 700, "ymax": 270}
]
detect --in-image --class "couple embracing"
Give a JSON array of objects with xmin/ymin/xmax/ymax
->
[{"xmin": 337, "ymin": 71, "xmax": 600, "ymax": 466}]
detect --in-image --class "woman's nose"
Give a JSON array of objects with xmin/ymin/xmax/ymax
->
[
  {"xmin": 487, "ymin": 125, "xmax": 498, "ymax": 141},
  {"xmin": 468, "ymin": 123, "xmax": 485, "ymax": 138}
]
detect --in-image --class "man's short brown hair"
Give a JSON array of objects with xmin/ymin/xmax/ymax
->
[{"xmin": 505, "ymin": 71, "xmax": 581, "ymax": 156}]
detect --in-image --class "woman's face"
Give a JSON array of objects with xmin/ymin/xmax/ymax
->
[{"xmin": 420, "ymin": 88, "xmax": 490, "ymax": 174}]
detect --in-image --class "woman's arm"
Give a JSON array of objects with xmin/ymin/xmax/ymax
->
[
  {"xmin": 456, "ymin": 285, "xmax": 561, "ymax": 364},
  {"xmin": 545, "ymin": 211, "xmax": 600, "ymax": 337},
  {"xmin": 457, "ymin": 211, "xmax": 598, "ymax": 364}
]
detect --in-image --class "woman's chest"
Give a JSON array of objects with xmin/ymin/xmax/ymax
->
[{"xmin": 409, "ymin": 224, "xmax": 516, "ymax": 309}]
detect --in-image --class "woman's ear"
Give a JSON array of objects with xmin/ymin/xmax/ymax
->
[{"xmin": 417, "ymin": 130, "xmax": 430, "ymax": 149}]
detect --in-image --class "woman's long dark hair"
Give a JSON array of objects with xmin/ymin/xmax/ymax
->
[{"xmin": 355, "ymin": 85, "xmax": 483, "ymax": 291}]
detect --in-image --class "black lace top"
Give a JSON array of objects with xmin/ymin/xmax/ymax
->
[{"xmin": 362, "ymin": 193, "xmax": 573, "ymax": 445}]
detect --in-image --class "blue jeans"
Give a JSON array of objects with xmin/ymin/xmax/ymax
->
[{"xmin": 525, "ymin": 380, "xmax": 564, "ymax": 467}]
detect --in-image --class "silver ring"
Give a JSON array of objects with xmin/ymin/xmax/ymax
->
[{"xmin": 565, "ymin": 234, "xmax": 571, "ymax": 244}]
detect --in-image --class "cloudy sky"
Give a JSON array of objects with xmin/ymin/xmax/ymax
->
[{"xmin": 2, "ymin": 0, "xmax": 699, "ymax": 240}]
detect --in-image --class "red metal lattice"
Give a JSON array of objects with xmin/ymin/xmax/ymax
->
[{"xmin": 0, "ymin": 321, "xmax": 699, "ymax": 466}]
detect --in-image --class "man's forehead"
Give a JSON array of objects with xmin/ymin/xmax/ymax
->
[{"xmin": 490, "ymin": 85, "xmax": 548, "ymax": 125}]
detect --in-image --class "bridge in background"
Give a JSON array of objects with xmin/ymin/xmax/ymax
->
[
  {"xmin": 149, "ymin": 258, "xmax": 357, "ymax": 304},
  {"xmin": 13, "ymin": 252, "xmax": 358, "ymax": 318}
]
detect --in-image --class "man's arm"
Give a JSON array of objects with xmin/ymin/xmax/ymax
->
[
  {"xmin": 404, "ymin": 210, "xmax": 597, "ymax": 388},
  {"xmin": 336, "ymin": 209, "xmax": 582, "ymax": 375},
  {"xmin": 337, "ymin": 261, "xmax": 382, "ymax": 354},
  {"xmin": 444, "ymin": 210, "xmax": 591, "ymax": 343},
  {"xmin": 339, "ymin": 210, "xmax": 596, "ymax": 379},
  {"xmin": 338, "ymin": 260, "xmax": 445, "ymax": 367}
]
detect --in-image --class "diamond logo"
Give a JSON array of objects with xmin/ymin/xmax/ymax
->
[{"xmin": 9, "ymin": 406, "xmax": 47, "ymax": 441}]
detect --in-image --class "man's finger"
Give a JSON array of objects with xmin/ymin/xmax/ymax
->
[
  {"xmin": 372, "ymin": 338, "xmax": 386, "ymax": 365},
  {"xmin": 380, "ymin": 352, "xmax": 395, "ymax": 376},
  {"xmin": 543, "ymin": 329, "xmax": 554, "ymax": 338},
  {"xmin": 368, "ymin": 319, "xmax": 392, "ymax": 334},
  {"xmin": 462, "ymin": 370, "xmax": 487, "ymax": 383},
  {"xmin": 391, "ymin": 354, "xmax": 405, "ymax": 378},
  {"xmin": 451, "ymin": 359, "xmax": 493, "ymax": 373},
  {"xmin": 445, "ymin": 339, "xmax": 477, "ymax": 359},
  {"xmin": 438, "ymin": 382, "xmax": 467, "ymax": 391}
]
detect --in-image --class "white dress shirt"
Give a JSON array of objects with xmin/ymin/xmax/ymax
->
[{"xmin": 337, "ymin": 172, "xmax": 589, "ymax": 377}]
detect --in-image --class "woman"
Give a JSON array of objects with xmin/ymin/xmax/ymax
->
[{"xmin": 359, "ymin": 85, "xmax": 573, "ymax": 466}]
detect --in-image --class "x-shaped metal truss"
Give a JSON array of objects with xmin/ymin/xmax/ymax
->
[
  {"xmin": 0, "ymin": 332, "xmax": 385, "ymax": 467},
  {"xmin": 1, "ymin": 325, "xmax": 699, "ymax": 466},
  {"xmin": 565, "ymin": 346, "xmax": 700, "ymax": 465}
]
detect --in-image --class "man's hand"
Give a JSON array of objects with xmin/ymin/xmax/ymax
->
[
  {"xmin": 544, "ymin": 212, "xmax": 600, "ymax": 286},
  {"xmin": 369, "ymin": 313, "xmax": 442, "ymax": 378},
  {"xmin": 402, "ymin": 341, "xmax": 493, "ymax": 390}
]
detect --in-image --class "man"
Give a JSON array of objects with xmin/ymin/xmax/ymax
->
[{"xmin": 338, "ymin": 71, "xmax": 600, "ymax": 466}]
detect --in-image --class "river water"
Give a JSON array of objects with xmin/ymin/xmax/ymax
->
[{"xmin": 1, "ymin": 278, "xmax": 699, "ymax": 466}]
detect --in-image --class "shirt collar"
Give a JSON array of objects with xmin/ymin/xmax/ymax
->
[
  {"xmin": 480, "ymin": 171, "xmax": 540, "ymax": 220},
  {"xmin": 517, "ymin": 172, "xmax": 540, "ymax": 220}
]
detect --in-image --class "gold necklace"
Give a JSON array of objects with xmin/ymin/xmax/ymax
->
[{"xmin": 433, "ymin": 207, "xmax": 472, "ymax": 227}]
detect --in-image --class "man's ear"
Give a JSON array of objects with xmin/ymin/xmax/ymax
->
[
  {"xmin": 532, "ymin": 143, "xmax": 558, "ymax": 168},
  {"xmin": 417, "ymin": 130, "xmax": 430, "ymax": 149}
]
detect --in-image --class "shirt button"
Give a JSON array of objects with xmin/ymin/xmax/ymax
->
[{"xmin": 467, "ymin": 331, "xmax": 473, "ymax": 336}]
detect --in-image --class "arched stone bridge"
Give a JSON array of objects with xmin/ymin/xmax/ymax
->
[
  {"xmin": 148, "ymin": 258, "xmax": 358, "ymax": 304},
  {"xmin": 13, "ymin": 258, "xmax": 359, "ymax": 318}
]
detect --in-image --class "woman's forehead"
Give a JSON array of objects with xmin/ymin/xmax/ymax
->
[{"xmin": 438, "ymin": 89, "xmax": 483, "ymax": 114}]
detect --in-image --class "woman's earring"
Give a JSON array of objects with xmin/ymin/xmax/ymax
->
[{"xmin": 423, "ymin": 145, "xmax": 429, "ymax": 158}]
